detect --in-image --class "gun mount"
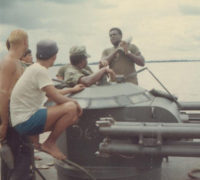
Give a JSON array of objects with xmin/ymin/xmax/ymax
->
[
  {"xmin": 97, "ymin": 120, "xmax": 200, "ymax": 157},
  {"xmin": 47, "ymin": 67, "xmax": 200, "ymax": 180}
]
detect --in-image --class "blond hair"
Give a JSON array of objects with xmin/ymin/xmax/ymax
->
[{"xmin": 8, "ymin": 29, "xmax": 28, "ymax": 46}]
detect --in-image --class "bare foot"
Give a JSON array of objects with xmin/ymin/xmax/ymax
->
[{"xmin": 41, "ymin": 142, "xmax": 66, "ymax": 160}]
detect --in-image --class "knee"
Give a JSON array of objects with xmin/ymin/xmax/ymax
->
[
  {"xmin": 63, "ymin": 101, "xmax": 78, "ymax": 115},
  {"xmin": 64, "ymin": 102, "xmax": 79, "ymax": 123}
]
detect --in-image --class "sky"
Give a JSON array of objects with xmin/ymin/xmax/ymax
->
[{"xmin": 1, "ymin": 0, "xmax": 200, "ymax": 64}]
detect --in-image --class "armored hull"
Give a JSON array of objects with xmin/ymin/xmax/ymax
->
[{"xmin": 48, "ymin": 82, "xmax": 191, "ymax": 180}]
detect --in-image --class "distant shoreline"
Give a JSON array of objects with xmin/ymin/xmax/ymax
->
[
  {"xmin": 146, "ymin": 60, "xmax": 200, "ymax": 63},
  {"xmin": 53, "ymin": 59, "xmax": 200, "ymax": 66}
]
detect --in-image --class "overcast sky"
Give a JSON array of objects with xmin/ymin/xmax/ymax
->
[{"xmin": 1, "ymin": 0, "xmax": 200, "ymax": 64}]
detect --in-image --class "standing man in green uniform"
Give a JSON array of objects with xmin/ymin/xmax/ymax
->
[
  {"xmin": 56, "ymin": 46, "xmax": 115, "ymax": 87},
  {"xmin": 99, "ymin": 27, "xmax": 145, "ymax": 85}
]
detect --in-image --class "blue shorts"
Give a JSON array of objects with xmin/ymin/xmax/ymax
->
[{"xmin": 14, "ymin": 109, "xmax": 47, "ymax": 136}]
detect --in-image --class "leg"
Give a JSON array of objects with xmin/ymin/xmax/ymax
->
[
  {"xmin": 7, "ymin": 128, "xmax": 35, "ymax": 180},
  {"xmin": 41, "ymin": 101, "xmax": 78, "ymax": 160},
  {"xmin": 1, "ymin": 158, "xmax": 10, "ymax": 180},
  {"xmin": 29, "ymin": 135, "xmax": 40, "ymax": 150},
  {"xmin": 28, "ymin": 135, "xmax": 43, "ymax": 161}
]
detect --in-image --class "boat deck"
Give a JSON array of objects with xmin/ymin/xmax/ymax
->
[
  {"xmin": 1, "ymin": 132, "xmax": 200, "ymax": 180},
  {"xmin": 1, "ymin": 153, "xmax": 200, "ymax": 180}
]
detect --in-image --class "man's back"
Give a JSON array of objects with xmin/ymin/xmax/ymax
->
[
  {"xmin": 0, "ymin": 56, "xmax": 24, "ymax": 97},
  {"xmin": 10, "ymin": 63, "xmax": 52, "ymax": 127}
]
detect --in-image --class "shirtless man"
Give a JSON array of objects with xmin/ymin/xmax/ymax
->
[
  {"xmin": 0, "ymin": 29, "xmax": 28, "ymax": 141},
  {"xmin": 100, "ymin": 27, "xmax": 145, "ymax": 85},
  {"xmin": 0, "ymin": 29, "xmax": 29, "ymax": 180}
]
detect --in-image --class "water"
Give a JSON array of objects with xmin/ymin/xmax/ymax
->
[{"xmin": 48, "ymin": 61, "xmax": 200, "ymax": 102}]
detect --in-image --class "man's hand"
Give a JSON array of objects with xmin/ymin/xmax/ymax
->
[
  {"xmin": 71, "ymin": 84, "xmax": 85, "ymax": 94},
  {"xmin": 0, "ymin": 124, "xmax": 8, "ymax": 142},
  {"xmin": 56, "ymin": 75, "xmax": 64, "ymax": 81},
  {"xmin": 119, "ymin": 41, "xmax": 129, "ymax": 55},
  {"xmin": 99, "ymin": 43, "xmax": 127, "ymax": 68},
  {"xmin": 99, "ymin": 60, "xmax": 109, "ymax": 68},
  {"xmin": 106, "ymin": 68, "xmax": 116, "ymax": 81}
]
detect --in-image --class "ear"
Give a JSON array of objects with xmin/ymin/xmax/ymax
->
[
  {"xmin": 54, "ymin": 54, "xmax": 57, "ymax": 60},
  {"xmin": 52, "ymin": 54, "xmax": 57, "ymax": 62},
  {"xmin": 24, "ymin": 38, "xmax": 28, "ymax": 47},
  {"xmin": 79, "ymin": 60, "xmax": 85, "ymax": 68}
]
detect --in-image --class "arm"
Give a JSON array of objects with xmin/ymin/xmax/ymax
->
[
  {"xmin": 43, "ymin": 85, "xmax": 75, "ymax": 104},
  {"xmin": 99, "ymin": 48, "xmax": 121, "ymax": 68},
  {"xmin": 58, "ymin": 84, "xmax": 85, "ymax": 95},
  {"xmin": 43, "ymin": 85, "xmax": 82, "ymax": 116},
  {"xmin": 0, "ymin": 61, "xmax": 16, "ymax": 141},
  {"xmin": 45, "ymin": 84, "xmax": 85, "ymax": 103},
  {"xmin": 120, "ymin": 41, "xmax": 145, "ymax": 66},
  {"xmin": 126, "ymin": 52, "xmax": 145, "ymax": 66},
  {"xmin": 79, "ymin": 67, "xmax": 112, "ymax": 87}
]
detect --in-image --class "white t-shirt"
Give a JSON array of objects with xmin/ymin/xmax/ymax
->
[{"xmin": 10, "ymin": 63, "xmax": 53, "ymax": 127}]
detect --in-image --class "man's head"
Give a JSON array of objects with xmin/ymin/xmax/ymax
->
[
  {"xmin": 8, "ymin": 29, "xmax": 28, "ymax": 52},
  {"xmin": 21, "ymin": 49, "xmax": 33, "ymax": 64},
  {"xmin": 69, "ymin": 46, "xmax": 90, "ymax": 68},
  {"xmin": 36, "ymin": 39, "xmax": 58, "ymax": 65},
  {"xmin": 109, "ymin": 27, "xmax": 122, "ymax": 46}
]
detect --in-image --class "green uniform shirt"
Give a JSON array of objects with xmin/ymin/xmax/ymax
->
[
  {"xmin": 57, "ymin": 64, "xmax": 93, "ymax": 87},
  {"xmin": 101, "ymin": 44, "xmax": 140, "ymax": 85},
  {"xmin": 20, "ymin": 61, "xmax": 32, "ymax": 70},
  {"xmin": 56, "ymin": 65, "xmax": 68, "ymax": 78}
]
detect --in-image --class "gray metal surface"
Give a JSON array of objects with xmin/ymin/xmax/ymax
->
[
  {"xmin": 70, "ymin": 82, "xmax": 151, "ymax": 109},
  {"xmin": 2, "ymin": 155, "xmax": 200, "ymax": 180},
  {"xmin": 54, "ymin": 82, "xmax": 189, "ymax": 180},
  {"xmin": 98, "ymin": 122, "xmax": 200, "ymax": 138},
  {"xmin": 99, "ymin": 140, "xmax": 200, "ymax": 157}
]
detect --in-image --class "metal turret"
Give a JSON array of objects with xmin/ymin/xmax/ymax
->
[{"xmin": 49, "ymin": 67, "xmax": 200, "ymax": 180}]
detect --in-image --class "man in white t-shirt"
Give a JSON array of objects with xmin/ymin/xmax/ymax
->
[{"xmin": 10, "ymin": 39, "xmax": 83, "ymax": 160}]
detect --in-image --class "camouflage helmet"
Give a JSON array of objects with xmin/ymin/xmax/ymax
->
[{"xmin": 69, "ymin": 46, "xmax": 90, "ymax": 58}]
